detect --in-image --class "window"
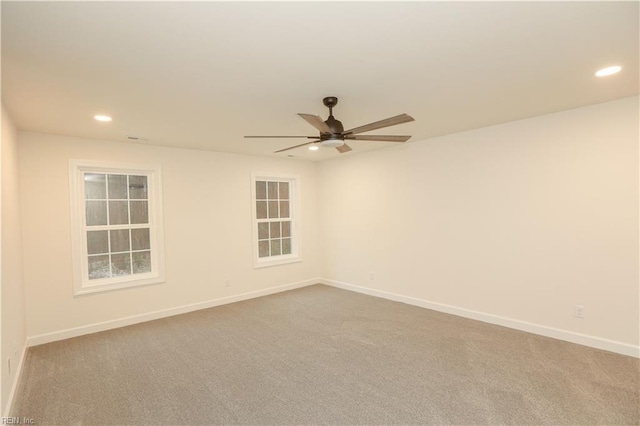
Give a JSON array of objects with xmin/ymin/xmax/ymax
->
[
  {"xmin": 252, "ymin": 173, "xmax": 300, "ymax": 268},
  {"xmin": 69, "ymin": 161, "xmax": 165, "ymax": 295}
]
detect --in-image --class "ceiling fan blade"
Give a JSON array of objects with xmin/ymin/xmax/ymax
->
[
  {"xmin": 298, "ymin": 113, "xmax": 332, "ymax": 134},
  {"xmin": 274, "ymin": 140, "xmax": 319, "ymax": 153},
  {"xmin": 245, "ymin": 136, "xmax": 317, "ymax": 139},
  {"xmin": 344, "ymin": 135, "xmax": 411, "ymax": 142},
  {"xmin": 336, "ymin": 143, "xmax": 352, "ymax": 154},
  {"xmin": 344, "ymin": 114, "xmax": 414, "ymax": 135}
]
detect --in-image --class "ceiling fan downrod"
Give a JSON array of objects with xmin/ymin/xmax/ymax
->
[{"xmin": 322, "ymin": 96, "xmax": 344, "ymax": 136}]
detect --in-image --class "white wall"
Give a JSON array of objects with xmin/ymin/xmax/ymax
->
[
  {"xmin": 319, "ymin": 96, "xmax": 639, "ymax": 348},
  {"xmin": 1, "ymin": 105, "xmax": 27, "ymax": 415},
  {"xmin": 13, "ymin": 97, "xmax": 640, "ymax": 357},
  {"xmin": 18, "ymin": 132, "xmax": 320, "ymax": 338}
]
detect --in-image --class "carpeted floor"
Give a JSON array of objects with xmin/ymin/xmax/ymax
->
[{"xmin": 11, "ymin": 284, "xmax": 640, "ymax": 425}]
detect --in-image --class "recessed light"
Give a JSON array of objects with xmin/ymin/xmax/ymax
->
[
  {"xmin": 595, "ymin": 65, "xmax": 622, "ymax": 77},
  {"xmin": 309, "ymin": 145, "xmax": 319, "ymax": 151},
  {"xmin": 94, "ymin": 115, "xmax": 112, "ymax": 122}
]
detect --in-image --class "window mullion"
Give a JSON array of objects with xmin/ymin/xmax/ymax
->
[
  {"xmin": 102, "ymin": 173, "xmax": 112, "ymax": 278},
  {"xmin": 126, "ymin": 175, "xmax": 133, "ymax": 275}
]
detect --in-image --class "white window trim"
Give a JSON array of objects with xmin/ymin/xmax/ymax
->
[
  {"xmin": 69, "ymin": 160, "xmax": 166, "ymax": 295},
  {"xmin": 251, "ymin": 172, "xmax": 302, "ymax": 269}
]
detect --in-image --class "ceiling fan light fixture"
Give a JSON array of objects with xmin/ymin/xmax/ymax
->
[
  {"xmin": 308, "ymin": 145, "xmax": 319, "ymax": 151},
  {"xmin": 595, "ymin": 65, "xmax": 622, "ymax": 77},
  {"xmin": 320, "ymin": 138, "xmax": 344, "ymax": 148}
]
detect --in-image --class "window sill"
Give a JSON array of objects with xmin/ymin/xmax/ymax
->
[
  {"xmin": 74, "ymin": 275, "xmax": 165, "ymax": 296},
  {"xmin": 253, "ymin": 256, "xmax": 301, "ymax": 269}
]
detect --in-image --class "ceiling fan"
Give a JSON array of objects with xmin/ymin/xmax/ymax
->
[{"xmin": 245, "ymin": 97, "xmax": 415, "ymax": 154}]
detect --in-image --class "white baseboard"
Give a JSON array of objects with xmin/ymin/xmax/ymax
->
[
  {"xmin": 3, "ymin": 342, "xmax": 28, "ymax": 417},
  {"xmin": 27, "ymin": 278, "xmax": 320, "ymax": 347},
  {"xmin": 321, "ymin": 278, "xmax": 640, "ymax": 358},
  {"xmin": 25, "ymin": 277, "xmax": 639, "ymax": 359}
]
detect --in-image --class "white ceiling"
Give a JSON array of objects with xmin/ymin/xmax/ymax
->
[{"xmin": 2, "ymin": 1, "xmax": 638, "ymax": 161}]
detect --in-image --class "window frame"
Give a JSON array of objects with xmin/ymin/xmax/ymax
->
[
  {"xmin": 251, "ymin": 172, "xmax": 301, "ymax": 269},
  {"xmin": 69, "ymin": 160, "xmax": 166, "ymax": 295}
]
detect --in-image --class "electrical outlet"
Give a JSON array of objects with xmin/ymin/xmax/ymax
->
[
  {"xmin": 575, "ymin": 305, "xmax": 585, "ymax": 319},
  {"xmin": 369, "ymin": 272, "xmax": 375, "ymax": 281},
  {"xmin": 225, "ymin": 279, "xmax": 230, "ymax": 287}
]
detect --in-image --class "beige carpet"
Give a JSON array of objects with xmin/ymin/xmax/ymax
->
[{"xmin": 11, "ymin": 284, "xmax": 640, "ymax": 425}]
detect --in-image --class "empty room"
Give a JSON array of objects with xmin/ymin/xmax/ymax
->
[{"xmin": 1, "ymin": 1, "xmax": 638, "ymax": 425}]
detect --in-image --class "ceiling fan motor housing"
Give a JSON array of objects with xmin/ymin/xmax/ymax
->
[
  {"xmin": 321, "ymin": 118, "xmax": 345, "ymax": 147},
  {"xmin": 321, "ymin": 96, "xmax": 345, "ymax": 146},
  {"xmin": 324, "ymin": 115, "xmax": 344, "ymax": 135}
]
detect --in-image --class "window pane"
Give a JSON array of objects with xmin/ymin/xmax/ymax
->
[
  {"xmin": 282, "ymin": 238, "xmax": 292, "ymax": 255},
  {"xmin": 129, "ymin": 176, "xmax": 148, "ymax": 199},
  {"xmin": 111, "ymin": 253, "xmax": 131, "ymax": 276},
  {"xmin": 88, "ymin": 255, "xmax": 110, "ymax": 280},
  {"xmin": 131, "ymin": 228, "xmax": 150, "ymax": 251},
  {"xmin": 108, "ymin": 174, "xmax": 128, "ymax": 199},
  {"xmin": 270, "ymin": 239, "xmax": 281, "ymax": 256},
  {"xmin": 84, "ymin": 174, "xmax": 106, "ymax": 199},
  {"xmin": 258, "ymin": 240, "xmax": 269, "ymax": 258},
  {"xmin": 278, "ymin": 182, "xmax": 289, "ymax": 200},
  {"xmin": 281, "ymin": 221, "xmax": 291, "ymax": 238},
  {"xmin": 86, "ymin": 201, "xmax": 108, "ymax": 226},
  {"xmin": 267, "ymin": 181, "xmax": 278, "ymax": 199},
  {"xmin": 256, "ymin": 201, "xmax": 267, "ymax": 219},
  {"xmin": 109, "ymin": 201, "xmax": 129, "ymax": 225},
  {"xmin": 132, "ymin": 251, "xmax": 151, "ymax": 274},
  {"xmin": 87, "ymin": 230, "xmax": 108, "ymax": 255},
  {"xmin": 130, "ymin": 201, "xmax": 149, "ymax": 224},
  {"xmin": 256, "ymin": 181, "xmax": 267, "ymax": 200},
  {"xmin": 279, "ymin": 201, "xmax": 290, "ymax": 218},
  {"xmin": 110, "ymin": 229, "xmax": 130, "ymax": 253},
  {"xmin": 258, "ymin": 222, "xmax": 269, "ymax": 240},
  {"xmin": 268, "ymin": 201, "xmax": 279, "ymax": 218},
  {"xmin": 270, "ymin": 222, "xmax": 281, "ymax": 238}
]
